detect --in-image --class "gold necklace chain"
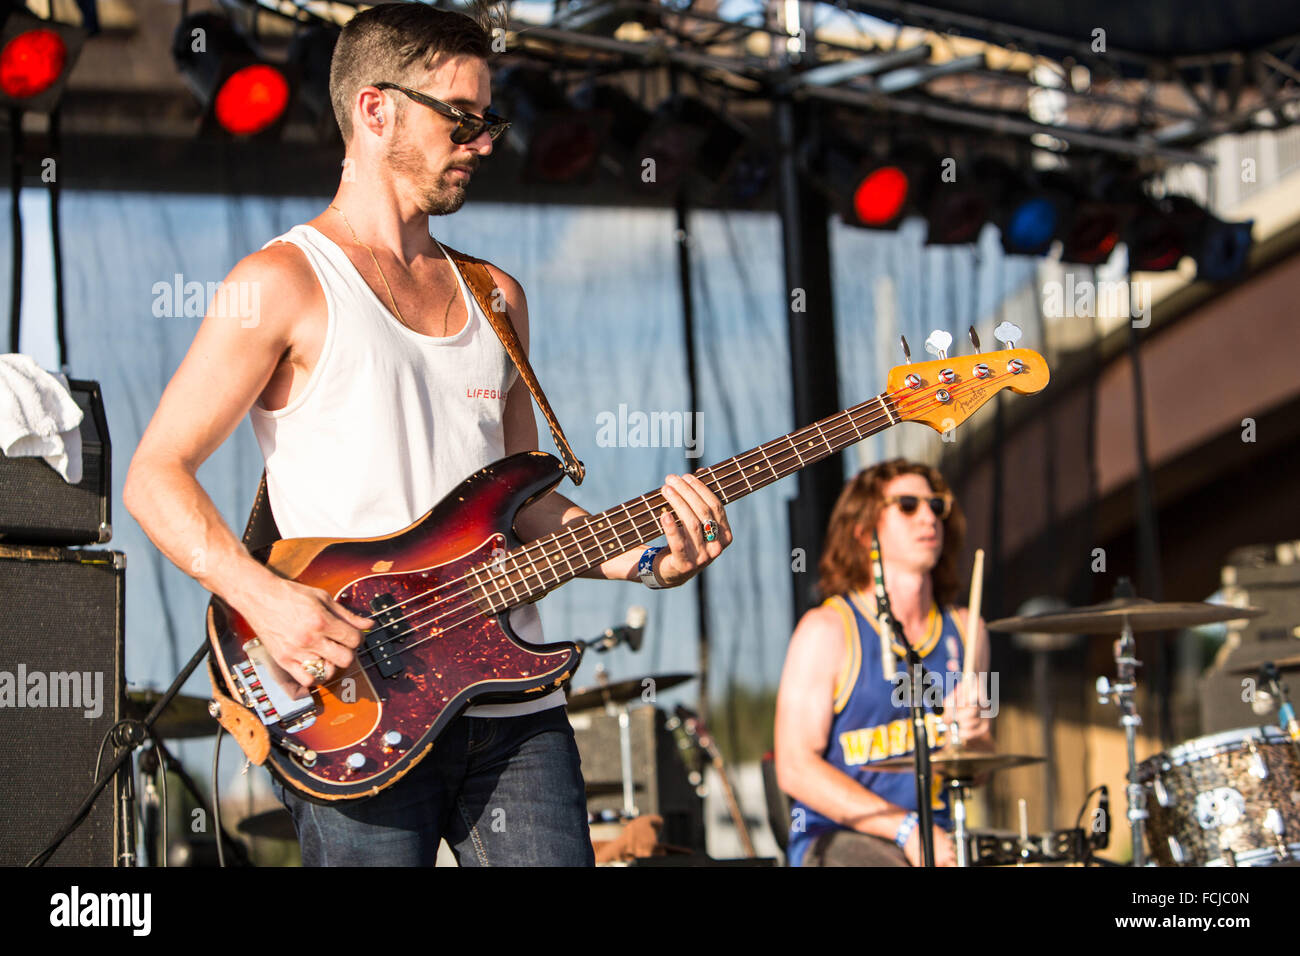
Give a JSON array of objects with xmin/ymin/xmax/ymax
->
[{"xmin": 329, "ymin": 204, "xmax": 456, "ymax": 335}]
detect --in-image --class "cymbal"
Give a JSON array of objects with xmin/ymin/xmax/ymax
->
[
  {"xmin": 125, "ymin": 690, "xmax": 217, "ymax": 739},
  {"xmin": 566, "ymin": 673, "xmax": 696, "ymax": 712},
  {"xmin": 988, "ymin": 598, "xmax": 1264, "ymax": 635},
  {"xmin": 235, "ymin": 808, "xmax": 296, "ymax": 841},
  {"xmin": 867, "ymin": 748, "xmax": 1045, "ymax": 778}
]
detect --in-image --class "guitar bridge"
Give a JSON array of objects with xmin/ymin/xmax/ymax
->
[{"xmin": 232, "ymin": 639, "xmax": 317, "ymax": 731}]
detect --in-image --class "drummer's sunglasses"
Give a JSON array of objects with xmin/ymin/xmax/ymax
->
[
  {"xmin": 883, "ymin": 493, "xmax": 953, "ymax": 519},
  {"xmin": 373, "ymin": 82, "xmax": 511, "ymax": 144}
]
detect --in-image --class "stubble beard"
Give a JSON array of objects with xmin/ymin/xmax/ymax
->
[{"xmin": 386, "ymin": 129, "xmax": 469, "ymax": 216}]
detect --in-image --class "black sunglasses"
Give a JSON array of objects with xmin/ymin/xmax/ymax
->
[
  {"xmin": 373, "ymin": 82, "xmax": 511, "ymax": 144},
  {"xmin": 883, "ymin": 493, "xmax": 953, "ymax": 519}
]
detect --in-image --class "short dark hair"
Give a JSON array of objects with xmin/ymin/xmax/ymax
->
[{"xmin": 330, "ymin": 3, "xmax": 498, "ymax": 143}]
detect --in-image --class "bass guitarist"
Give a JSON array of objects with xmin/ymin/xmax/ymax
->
[{"xmin": 124, "ymin": 4, "xmax": 733, "ymax": 866}]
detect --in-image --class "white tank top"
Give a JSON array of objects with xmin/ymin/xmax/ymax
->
[{"xmin": 250, "ymin": 223, "xmax": 563, "ymax": 718}]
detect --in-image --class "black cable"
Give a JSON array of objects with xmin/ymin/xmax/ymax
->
[
  {"xmin": 213, "ymin": 726, "xmax": 226, "ymax": 868},
  {"xmin": 9, "ymin": 107, "xmax": 24, "ymax": 354},
  {"xmin": 48, "ymin": 106, "xmax": 67, "ymax": 370}
]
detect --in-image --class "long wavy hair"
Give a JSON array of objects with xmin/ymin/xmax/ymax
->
[{"xmin": 817, "ymin": 458, "xmax": 966, "ymax": 606}]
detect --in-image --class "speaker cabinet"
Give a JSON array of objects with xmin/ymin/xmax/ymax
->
[
  {"xmin": 1201, "ymin": 542, "xmax": 1300, "ymax": 734},
  {"xmin": 0, "ymin": 545, "xmax": 125, "ymax": 865},
  {"xmin": 569, "ymin": 705, "xmax": 703, "ymax": 850},
  {"xmin": 0, "ymin": 378, "xmax": 111, "ymax": 545}
]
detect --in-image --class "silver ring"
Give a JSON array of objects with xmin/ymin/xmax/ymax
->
[{"xmin": 303, "ymin": 658, "xmax": 327, "ymax": 680}]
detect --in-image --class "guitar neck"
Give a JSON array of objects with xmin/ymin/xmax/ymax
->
[{"xmin": 474, "ymin": 391, "xmax": 901, "ymax": 612}]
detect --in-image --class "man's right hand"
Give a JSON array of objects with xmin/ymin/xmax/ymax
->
[
  {"xmin": 904, "ymin": 823, "xmax": 957, "ymax": 867},
  {"xmin": 232, "ymin": 573, "xmax": 373, "ymax": 697}
]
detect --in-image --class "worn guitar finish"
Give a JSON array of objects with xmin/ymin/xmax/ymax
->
[
  {"xmin": 210, "ymin": 347, "xmax": 1050, "ymax": 802},
  {"xmin": 209, "ymin": 453, "xmax": 580, "ymax": 801}
]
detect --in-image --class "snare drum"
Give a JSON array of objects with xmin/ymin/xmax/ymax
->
[{"xmin": 1139, "ymin": 726, "xmax": 1300, "ymax": 866}]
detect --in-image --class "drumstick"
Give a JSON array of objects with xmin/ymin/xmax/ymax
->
[{"xmin": 964, "ymin": 548, "xmax": 984, "ymax": 679}]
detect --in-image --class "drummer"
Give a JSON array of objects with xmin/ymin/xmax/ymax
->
[{"xmin": 775, "ymin": 458, "xmax": 993, "ymax": 866}]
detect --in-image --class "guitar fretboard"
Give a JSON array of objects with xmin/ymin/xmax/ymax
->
[{"xmin": 468, "ymin": 391, "xmax": 902, "ymax": 613}]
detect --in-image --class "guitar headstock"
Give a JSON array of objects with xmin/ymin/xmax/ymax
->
[{"xmin": 886, "ymin": 325, "xmax": 1049, "ymax": 433}]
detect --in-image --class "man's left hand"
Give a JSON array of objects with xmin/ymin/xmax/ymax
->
[{"xmin": 654, "ymin": 473, "xmax": 733, "ymax": 587}]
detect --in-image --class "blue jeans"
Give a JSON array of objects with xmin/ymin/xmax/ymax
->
[{"xmin": 271, "ymin": 706, "xmax": 594, "ymax": 866}]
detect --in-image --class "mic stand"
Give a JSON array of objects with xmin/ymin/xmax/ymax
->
[
  {"xmin": 1260, "ymin": 663, "xmax": 1300, "ymax": 767},
  {"xmin": 897, "ymin": 639, "xmax": 938, "ymax": 867},
  {"xmin": 27, "ymin": 637, "xmax": 242, "ymax": 867},
  {"xmin": 871, "ymin": 531, "xmax": 938, "ymax": 867}
]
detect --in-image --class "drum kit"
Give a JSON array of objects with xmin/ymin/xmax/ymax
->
[{"xmin": 868, "ymin": 592, "xmax": 1293, "ymax": 867}]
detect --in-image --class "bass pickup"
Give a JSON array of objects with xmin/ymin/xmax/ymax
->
[{"xmin": 364, "ymin": 592, "xmax": 407, "ymax": 679}]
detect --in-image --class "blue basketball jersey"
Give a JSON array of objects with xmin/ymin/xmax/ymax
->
[{"xmin": 786, "ymin": 592, "xmax": 969, "ymax": 866}]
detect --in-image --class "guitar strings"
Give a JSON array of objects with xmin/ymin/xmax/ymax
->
[
  {"xmin": 320, "ymin": 373, "xmax": 988, "ymax": 689},
  {"xmin": 304, "ymin": 371, "xmax": 1003, "ymax": 695}
]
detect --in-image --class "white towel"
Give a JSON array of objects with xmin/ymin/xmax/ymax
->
[{"xmin": 0, "ymin": 354, "xmax": 84, "ymax": 484}]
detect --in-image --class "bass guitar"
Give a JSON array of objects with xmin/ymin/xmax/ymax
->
[{"xmin": 208, "ymin": 338, "xmax": 1048, "ymax": 801}]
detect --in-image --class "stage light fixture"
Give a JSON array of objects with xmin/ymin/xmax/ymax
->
[
  {"xmin": 171, "ymin": 12, "xmax": 293, "ymax": 139},
  {"xmin": 826, "ymin": 144, "xmax": 934, "ymax": 231},
  {"xmin": 994, "ymin": 170, "xmax": 1073, "ymax": 257},
  {"xmin": 0, "ymin": 10, "xmax": 87, "ymax": 112},
  {"xmin": 1126, "ymin": 210, "xmax": 1187, "ymax": 271},
  {"xmin": 923, "ymin": 157, "xmax": 1015, "ymax": 245},
  {"xmin": 1124, "ymin": 194, "xmax": 1253, "ymax": 280},
  {"xmin": 1059, "ymin": 201, "xmax": 1133, "ymax": 266},
  {"xmin": 287, "ymin": 24, "xmax": 339, "ymax": 135},
  {"xmin": 497, "ymin": 66, "xmax": 609, "ymax": 185}
]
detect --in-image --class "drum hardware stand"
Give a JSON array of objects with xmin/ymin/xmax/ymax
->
[
  {"xmin": 947, "ymin": 777, "xmax": 973, "ymax": 867},
  {"xmin": 587, "ymin": 665, "xmax": 639, "ymax": 819},
  {"xmin": 574, "ymin": 610, "xmax": 649, "ymax": 821},
  {"xmin": 1095, "ymin": 613, "xmax": 1147, "ymax": 867}
]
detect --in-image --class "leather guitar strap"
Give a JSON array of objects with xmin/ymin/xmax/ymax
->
[{"xmin": 440, "ymin": 241, "xmax": 586, "ymax": 486}]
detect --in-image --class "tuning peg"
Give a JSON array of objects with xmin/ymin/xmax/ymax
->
[
  {"xmin": 924, "ymin": 329, "xmax": 953, "ymax": 360},
  {"xmin": 969, "ymin": 326, "xmax": 981, "ymax": 353},
  {"xmin": 993, "ymin": 321, "xmax": 1021, "ymax": 350},
  {"xmin": 899, "ymin": 335, "xmax": 911, "ymax": 363}
]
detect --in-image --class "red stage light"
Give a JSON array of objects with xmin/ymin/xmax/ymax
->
[
  {"xmin": 853, "ymin": 166, "xmax": 910, "ymax": 227},
  {"xmin": 213, "ymin": 64, "xmax": 290, "ymax": 136},
  {"xmin": 0, "ymin": 28, "xmax": 68, "ymax": 100}
]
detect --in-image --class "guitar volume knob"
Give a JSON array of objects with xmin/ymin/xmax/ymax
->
[
  {"xmin": 382, "ymin": 730, "xmax": 403, "ymax": 751},
  {"xmin": 346, "ymin": 752, "xmax": 366, "ymax": 771}
]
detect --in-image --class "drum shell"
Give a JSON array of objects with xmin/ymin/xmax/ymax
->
[{"xmin": 1139, "ymin": 726, "xmax": 1300, "ymax": 866}]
